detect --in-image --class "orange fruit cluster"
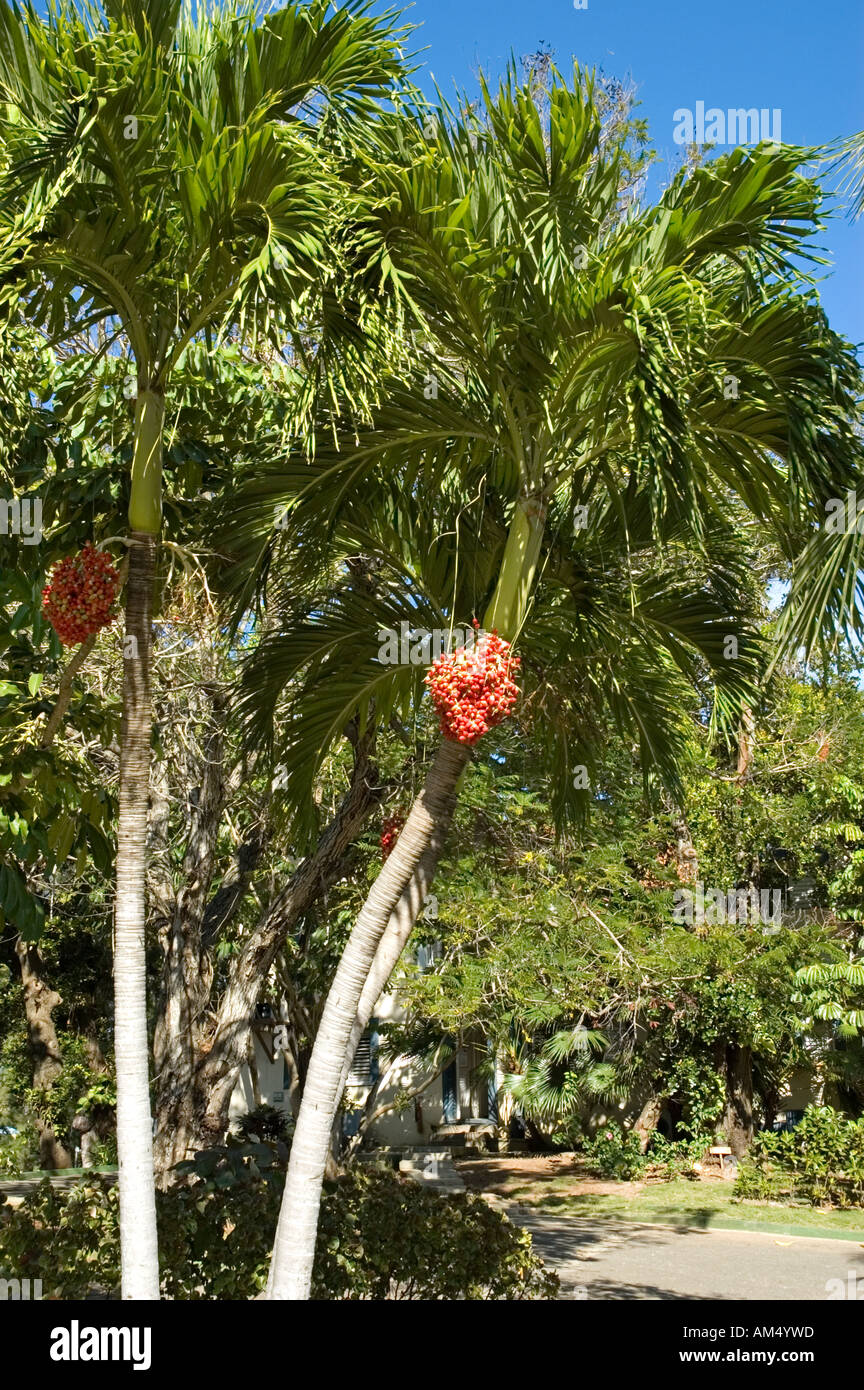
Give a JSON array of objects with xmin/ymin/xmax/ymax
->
[
  {"xmin": 42, "ymin": 543, "xmax": 120, "ymax": 646},
  {"xmin": 425, "ymin": 624, "xmax": 520, "ymax": 745},
  {"xmin": 380, "ymin": 813, "xmax": 405, "ymax": 861}
]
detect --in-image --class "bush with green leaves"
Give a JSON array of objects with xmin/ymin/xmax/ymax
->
[
  {"xmin": 0, "ymin": 1123, "xmax": 36, "ymax": 1177},
  {"xmin": 0, "ymin": 1142, "xmax": 557, "ymax": 1300},
  {"xmin": 644, "ymin": 1132, "xmax": 710, "ymax": 1180},
  {"xmin": 583, "ymin": 1123, "xmax": 647, "ymax": 1180},
  {"xmin": 580, "ymin": 1124, "xmax": 710, "ymax": 1182},
  {"xmin": 234, "ymin": 1103, "xmax": 292, "ymax": 1144},
  {"xmin": 735, "ymin": 1106, "xmax": 864, "ymax": 1208},
  {"xmin": 314, "ymin": 1165, "xmax": 557, "ymax": 1299}
]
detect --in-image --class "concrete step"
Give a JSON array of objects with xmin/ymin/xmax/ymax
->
[{"xmin": 398, "ymin": 1156, "xmax": 465, "ymax": 1193}]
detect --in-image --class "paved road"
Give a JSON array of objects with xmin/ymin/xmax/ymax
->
[{"xmin": 513, "ymin": 1210, "xmax": 864, "ymax": 1300}]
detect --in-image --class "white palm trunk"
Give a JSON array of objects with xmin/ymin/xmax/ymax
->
[
  {"xmin": 265, "ymin": 494, "xmax": 547, "ymax": 1300},
  {"xmin": 114, "ymin": 531, "xmax": 160, "ymax": 1300},
  {"xmin": 338, "ymin": 835, "xmax": 449, "ymax": 1097},
  {"xmin": 265, "ymin": 737, "xmax": 471, "ymax": 1299}
]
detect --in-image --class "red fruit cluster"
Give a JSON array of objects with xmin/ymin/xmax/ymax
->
[
  {"xmin": 380, "ymin": 814, "xmax": 405, "ymax": 861},
  {"xmin": 425, "ymin": 624, "xmax": 521, "ymax": 745},
  {"xmin": 42, "ymin": 543, "xmax": 120, "ymax": 646}
]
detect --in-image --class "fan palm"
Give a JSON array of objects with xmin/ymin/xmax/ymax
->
[
  {"xmin": 501, "ymin": 1027, "xmax": 623, "ymax": 1129},
  {"xmin": 0, "ymin": 0, "xmax": 407, "ymax": 1298},
  {"xmin": 234, "ymin": 65, "xmax": 862, "ymax": 1297}
]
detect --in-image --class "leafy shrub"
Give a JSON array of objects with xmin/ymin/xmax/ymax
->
[
  {"xmin": 0, "ymin": 1141, "xmax": 557, "ymax": 1300},
  {"xmin": 581, "ymin": 1125, "xmax": 710, "ymax": 1182},
  {"xmin": 583, "ymin": 1123, "xmax": 647, "ymax": 1180},
  {"xmin": 0, "ymin": 1122, "xmax": 37, "ymax": 1177},
  {"xmin": 644, "ymin": 1132, "xmax": 710, "ymax": 1180},
  {"xmin": 315, "ymin": 1166, "xmax": 557, "ymax": 1299},
  {"xmin": 735, "ymin": 1106, "xmax": 864, "ymax": 1208},
  {"xmin": 234, "ymin": 1103, "xmax": 292, "ymax": 1144}
]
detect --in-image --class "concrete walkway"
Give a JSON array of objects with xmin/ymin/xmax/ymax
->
[{"xmin": 513, "ymin": 1209, "xmax": 864, "ymax": 1300}]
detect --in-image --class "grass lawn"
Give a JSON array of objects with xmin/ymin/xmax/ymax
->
[{"xmin": 455, "ymin": 1155, "xmax": 864, "ymax": 1242}]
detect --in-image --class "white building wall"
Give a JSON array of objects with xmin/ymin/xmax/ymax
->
[{"xmin": 229, "ymin": 990, "xmax": 453, "ymax": 1146}]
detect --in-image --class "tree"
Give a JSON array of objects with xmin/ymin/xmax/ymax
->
[
  {"xmin": 388, "ymin": 666, "xmax": 864, "ymax": 1156},
  {"xmin": 0, "ymin": 0, "xmax": 406, "ymax": 1297},
  {"xmin": 250, "ymin": 66, "xmax": 863, "ymax": 1296}
]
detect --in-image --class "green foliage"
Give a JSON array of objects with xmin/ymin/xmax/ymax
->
[
  {"xmin": 234, "ymin": 1104, "xmax": 292, "ymax": 1144},
  {"xmin": 390, "ymin": 703, "xmax": 861, "ymax": 1149},
  {"xmin": 0, "ymin": 14, "xmax": 862, "ymax": 1289},
  {"xmin": 230, "ymin": 56, "xmax": 864, "ymax": 834},
  {"xmin": 578, "ymin": 1125, "xmax": 709, "ymax": 1183},
  {"xmin": 645, "ymin": 1132, "xmax": 712, "ymax": 1180},
  {"xmin": 663, "ymin": 1054, "xmax": 728, "ymax": 1139},
  {"xmin": 501, "ymin": 1027, "xmax": 622, "ymax": 1124},
  {"xmin": 0, "ymin": 1149, "xmax": 557, "ymax": 1300},
  {"xmin": 735, "ymin": 1106, "xmax": 864, "ymax": 1208},
  {"xmin": 0, "ymin": 1124, "xmax": 35, "ymax": 1177},
  {"xmin": 315, "ymin": 1166, "xmax": 557, "ymax": 1300},
  {"xmin": 76, "ymin": 1075, "xmax": 116, "ymax": 1114},
  {"xmin": 583, "ymin": 1123, "xmax": 647, "ymax": 1180}
]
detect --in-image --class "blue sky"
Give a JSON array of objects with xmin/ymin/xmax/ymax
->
[{"xmin": 402, "ymin": 0, "xmax": 863, "ymax": 352}]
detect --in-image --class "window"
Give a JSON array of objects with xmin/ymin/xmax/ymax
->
[
  {"xmin": 415, "ymin": 941, "xmax": 442, "ymax": 973},
  {"xmin": 348, "ymin": 1036, "xmax": 372, "ymax": 1086},
  {"xmin": 773, "ymin": 1109, "xmax": 805, "ymax": 1132},
  {"xmin": 442, "ymin": 1061, "xmax": 458, "ymax": 1122},
  {"xmin": 347, "ymin": 1024, "xmax": 379, "ymax": 1087}
]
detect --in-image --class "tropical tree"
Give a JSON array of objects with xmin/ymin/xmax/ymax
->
[
  {"xmin": 0, "ymin": 0, "xmax": 406, "ymax": 1297},
  {"xmin": 233, "ymin": 67, "xmax": 863, "ymax": 1296}
]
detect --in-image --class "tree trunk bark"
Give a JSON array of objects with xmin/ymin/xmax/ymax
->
[
  {"xmin": 15, "ymin": 940, "xmax": 73, "ymax": 1170},
  {"xmin": 633, "ymin": 1093, "xmax": 666, "ymax": 1153},
  {"xmin": 265, "ymin": 736, "xmax": 471, "ymax": 1299},
  {"xmin": 336, "ymin": 806, "xmax": 461, "ymax": 1098},
  {"xmin": 151, "ymin": 892, "xmax": 214, "ymax": 1183},
  {"xmin": 191, "ymin": 743, "xmax": 381, "ymax": 1153},
  {"xmin": 723, "ymin": 1043, "xmax": 754, "ymax": 1158},
  {"xmin": 151, "ymin": 706, "xmax": 226, "ymax": 1183},
  {"xmin": 114, "ymin": 531, "xmax": 160, "ymax": 1300}
]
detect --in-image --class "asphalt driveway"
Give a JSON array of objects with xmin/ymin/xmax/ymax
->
[{"xmin": 514, "ymin": 1210, "xmax": 864, "ymax": 1300}]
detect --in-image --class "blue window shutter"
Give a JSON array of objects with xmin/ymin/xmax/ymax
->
[
  {"xmin": 442, "ymin": 1062, "xmax": 457, "ymax": 1122},
  {"xmin": 487, "ymin": 1040, "xmax": 498, "ymax": 1121},
  {"xmin": 369, "ymin": 1019, "xmax": 380, "ymax": 1085}
]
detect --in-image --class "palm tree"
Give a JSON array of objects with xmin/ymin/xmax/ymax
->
[
  {"xmin": 501, "ymin": 1028, "xmax": 623, "ymax": 1134},
  {"xmin": 772, "ymin": 128, "xmax": 864, "ymax": 666},
  {"xmin": 0, "ymin": 0, "xmax": 406, "ymax": 1297},
  {"xmin": 230, "ymin": 66, "xmax": 862, "ymax": 1295}
]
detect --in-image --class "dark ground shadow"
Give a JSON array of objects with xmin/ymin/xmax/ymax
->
[{"xmin": 559, "ymin": 1279, "xmax": 723, "ymax": 1301}]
